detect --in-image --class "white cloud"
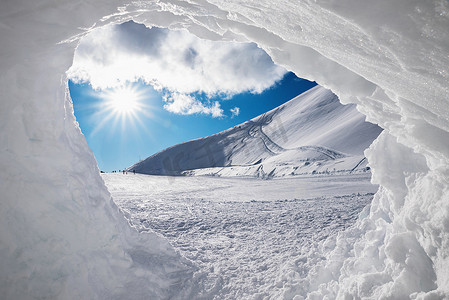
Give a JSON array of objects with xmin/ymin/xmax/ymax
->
[
  {"xmin": 163, "ymin": 93, "xmax": 223, "ymax": 118},
  {"xmin": 230, "ymin": 107, "xmax": 240, "ymax": 118},
  {"xmin": 68, "ymin": 21, "xmax": 286, "ymax": 116}
]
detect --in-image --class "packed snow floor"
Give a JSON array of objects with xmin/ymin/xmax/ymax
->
[{"xmin": 103, "ymin": 173, "xmax": 378, "ymax": 299}]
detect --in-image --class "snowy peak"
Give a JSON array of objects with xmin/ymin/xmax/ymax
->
[
  {"xmin": 129, "ymin": 86, "xmax": 382, "ymax": 177},
  {"xmin": 260, "ymin": 86, "xmax": 380, "ymax": 155}
]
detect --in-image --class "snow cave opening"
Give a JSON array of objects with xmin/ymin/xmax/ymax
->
[{"xmin": 69, "ymin": 20, "xmax": 380, "ymax": 180}]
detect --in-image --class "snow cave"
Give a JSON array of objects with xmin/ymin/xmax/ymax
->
[{"xmin": 1, "ymin": 0, "xmax": 448, "ymax": 299}]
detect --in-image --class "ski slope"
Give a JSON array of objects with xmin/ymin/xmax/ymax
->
[{"xmin": 129, "ymin": 86, "xmax": 382, "ymax": 178}]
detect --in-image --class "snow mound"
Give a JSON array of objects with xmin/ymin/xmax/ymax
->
[
  {"xmin": 129, "ymin": 86, "xmax": 382, "ymax": 178},
  {"xmin": 1, "ymin": 0, "xmax": 449, "ymax": 299}
]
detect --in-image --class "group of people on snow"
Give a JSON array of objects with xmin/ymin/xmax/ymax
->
[{"xmin": 109, "ymin": 169, "xmax": 136, "ymax": 174}]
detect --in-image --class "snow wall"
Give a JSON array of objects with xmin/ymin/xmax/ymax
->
[{"xmin": 0, "ymin": 0, "xmax": 448, "ymax": 299}]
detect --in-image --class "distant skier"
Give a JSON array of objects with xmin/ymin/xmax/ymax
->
[
  {"xmin": 122, "ymin": 170, "xmax": 125, "ymax": 174},
  {"xmin": 133, "ymin": 169, "xmax": 136, "ymax": 175}
]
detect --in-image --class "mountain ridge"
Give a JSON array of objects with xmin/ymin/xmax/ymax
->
[{"xmin": 128, "ymin": 86, "xmax": 382, "ymax": 178}]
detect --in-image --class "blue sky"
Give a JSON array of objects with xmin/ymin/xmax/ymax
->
[{"xmin": 68, "ymin": 21, "xmax": 316, "ymax": 172}]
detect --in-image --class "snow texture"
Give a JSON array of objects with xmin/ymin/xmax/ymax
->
[
  {"xmin": 128, "ymin": 85, "xmax": 382, "ymax": 178},
  {"xmin": 1, "ymin": 0, "xmax": 449, "ymax": 299},
  {"xmin": 103, "ymin": 173, "xmax": 378, "ymax": 299}
]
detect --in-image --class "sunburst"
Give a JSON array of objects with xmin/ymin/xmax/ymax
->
[
  {"xmin": 87, "ymin": 84, "xmax": 156, "ymax": 137},
  {"xmin": 104, "ymin": 85, "xmax": 143, "ymax": 116}
]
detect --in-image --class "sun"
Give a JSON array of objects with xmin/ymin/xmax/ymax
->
[
  {"xmin": 104, "ymin": 86, "xmax": 142, "ymax": 115},
  {"xmin": 88, "ymin": 83, "xmax": 156, "ymax": 137}
]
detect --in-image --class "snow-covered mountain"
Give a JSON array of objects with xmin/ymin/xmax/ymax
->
[{"xmin": 128, "ymin": 86, "xmax": 382, "ymax": 178}]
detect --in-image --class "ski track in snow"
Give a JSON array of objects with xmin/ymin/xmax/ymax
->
[
  {"xmin": 104, "ymin": 173, "xmax": 377, "ymax": 299},
  {"xmin": 248, "ymin": 111, "xmax": 287, "ymax": 155}
]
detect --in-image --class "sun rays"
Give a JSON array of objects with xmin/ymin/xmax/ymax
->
[
  {"xmin": 104, "ymin": 85, "xmax": 143, "ymax": 116},
  {"xmin": 86, "ymin": 83, "xmax": 156, "ymax": 138}
]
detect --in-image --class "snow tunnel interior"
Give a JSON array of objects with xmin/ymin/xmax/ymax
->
[{"xmin": 2, "ymin": 0, "xmax": 449, "ymax": 299}]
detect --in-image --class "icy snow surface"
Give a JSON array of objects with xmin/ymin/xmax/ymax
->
[
  {"xmin": 103, "ymin": 173, "xmax": 377, "ymax": 299},
  {"xmin": 1, "ymin": 0, "xmax": 449, "ymax": 299}
]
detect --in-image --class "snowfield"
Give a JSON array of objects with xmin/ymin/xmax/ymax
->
[{"xmin": 104, "ymin": 173, "xmax": 377, "ymax": 299}]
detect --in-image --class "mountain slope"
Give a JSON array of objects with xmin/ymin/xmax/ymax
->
[{"xmin": 128, "ymin": 86, "xmax": 382, "ymax": 178}]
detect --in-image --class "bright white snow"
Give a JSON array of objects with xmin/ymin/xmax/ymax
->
[
  {"xmin": 1, "ymin": 0, "xmax": 448, "ymax": 299},
  {"xmin": 103, "ymin": 173, "xmax": 377, "ymax": 299}
]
